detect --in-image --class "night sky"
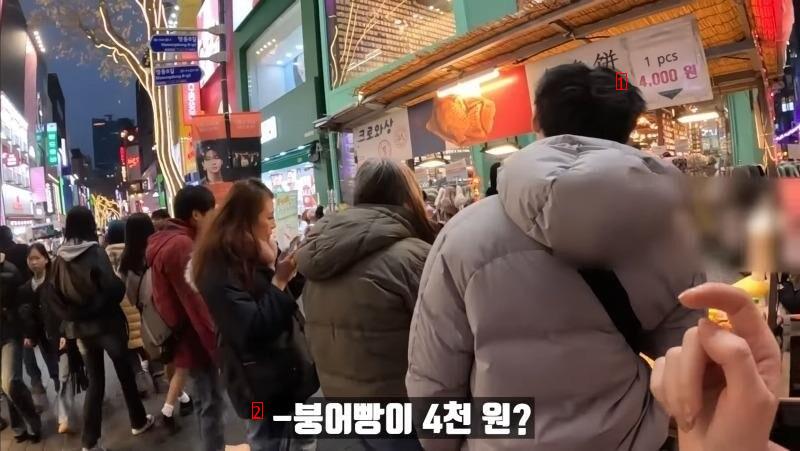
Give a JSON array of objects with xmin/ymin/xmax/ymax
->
[{"xmin": 21, "ymin": 0, "xmax": 137, "ymax": 164}]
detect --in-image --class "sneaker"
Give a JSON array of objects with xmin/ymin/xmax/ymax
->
[
  {"xmin": 58, "ymin": 422, "xmax": 72, "ymax": 434},
  {"xmin": 179, "ymin": 399, "xmax": 193, "ymax": 416},
  {"xmin": 29, "ymin": 432, "xmax": 41, "ymax": 444},
  {"xmin": 14, "ymin": 431, "xmax": 40, "ymax": 443},
  {"xmin": 82, "ymin": 446, "xmax": 108, "ymax": 451},
  {"xmin": 160, "ymin": 413, "xmax": 179, "ymax": 434},
  {"xmin": 131, "ymin": 414, "xmax": 155, "ymax": 435}
]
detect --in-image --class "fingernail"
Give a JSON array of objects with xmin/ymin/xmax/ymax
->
[{"xmin": 678, "ymin": 286, "xmax": 699, "ymax": 301}]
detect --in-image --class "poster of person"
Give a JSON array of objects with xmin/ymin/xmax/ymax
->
[{"xmin": 191, "ymin": 112, "xmax": 262, "ymax": 202}]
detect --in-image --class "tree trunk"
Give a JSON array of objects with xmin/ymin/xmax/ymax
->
[{"xmin": 151, "ymin": 85, "xmax": 183, "ymax": 213}]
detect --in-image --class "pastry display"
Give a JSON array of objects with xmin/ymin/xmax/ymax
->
[{"xmin": 427, "ymin": 95, "xmax": 496, "ymax": 146}]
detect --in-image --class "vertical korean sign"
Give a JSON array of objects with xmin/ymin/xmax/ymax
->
[
  {"xmin": 525, "ymin": 16, "xmax": 712, "ymax": 110},
  {"xmin": 46, "ymin": 123, "xmax": 58, "ymax": 166},
  {"xmin": 274, "ymin": 190, "xmax": 299, "ymax": 251}
]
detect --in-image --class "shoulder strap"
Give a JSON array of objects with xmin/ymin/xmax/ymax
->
[{"xmin": 578, "ymin": 268, "xmax": 642, "ymax": 355}]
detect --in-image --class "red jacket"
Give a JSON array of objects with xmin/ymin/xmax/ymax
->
[{"xmin": 146, "ymin": 219, "xmax": 216, "ymax": 368}]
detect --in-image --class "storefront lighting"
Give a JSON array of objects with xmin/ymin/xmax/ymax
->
[
  {"xmin": 677, "ymin": 111, "xmax": 719, "ymax": 124},
  {"xmin": 776, "ymin": 123, "xmax": 800, "ymax": 142},
  {"xmin": 127, "ymin": 134, "xmax": 135, "ymax": 142},
  {"xmin": 121, "ymin": 130, "xmax": 128, "ymax": 138},
  {"xmin": 418, "ymin": 157, "xmax": 447, "ymax": 168},
  {"xmin": 485, "ymin": 143, "xmax": 520, "ymax": 156},
  {"xmin": 296, "ymin": 45, "xmax": 303, "ymax": 50},
  {"xmin": 279, "ymin": 151, "xmax": 287, "ymax": 156},
  {"xmin": 277, "ymin": 60, "xmax": 284, "ymax": 65},
  {"xmin": 437, "ymin": 69, "xmax": 500, "ymax": 98}
]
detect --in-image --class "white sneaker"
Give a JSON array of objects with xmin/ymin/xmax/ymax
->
[
  {"xmin": 132, "ymin": 414, "xmax": 155, "ymax": 435},
  {"xmin": 82, "ymin": 446, "xmax": 107, "ymax": 451}
]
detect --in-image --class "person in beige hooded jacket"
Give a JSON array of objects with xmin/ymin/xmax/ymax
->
[{"xmin": 406, "ymin": 64, "xmax": 705, "ymax": 451}]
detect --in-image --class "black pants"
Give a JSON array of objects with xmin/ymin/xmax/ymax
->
[{"xmin": 78, "ymin": 332, "xmax": 148, "ymax": 447}]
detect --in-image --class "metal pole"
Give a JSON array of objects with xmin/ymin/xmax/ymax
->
[{"xmin": 217, "ymin": 0, "xmax": 233, "ymax": 165}]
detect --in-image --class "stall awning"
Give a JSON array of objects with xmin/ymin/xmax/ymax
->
[{"xmin": 317, "ymin": 0, "xmax": 791, "ymax": 131}]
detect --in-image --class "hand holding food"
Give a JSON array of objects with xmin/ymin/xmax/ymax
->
[{"xmin": 650, "ymin": 283, "xmax": 783, "ymax": 451}]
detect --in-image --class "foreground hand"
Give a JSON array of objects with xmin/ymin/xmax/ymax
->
[
  {"xmin": 258, "ymin": 237, "xmax": 278, "ymax": 268},
  {"xmin": 272, "ymin": 252, "xmax": 297, "ymax": 292},
  {"xmin": 59, "ymin": 337, "xmax": 66, "ymax": 350},
  {"xmin": 650, "ymin": 283, "xmax": 782, "ymax": 451},
  {"xmin": 23, "ymin": 338, "xmax": 34, "ymax": 348}
]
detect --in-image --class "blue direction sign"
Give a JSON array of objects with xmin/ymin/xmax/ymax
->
[
  {"xmin": 150, "ymin": 34, "xmax": 198, "ymax": 52},
  {"xmin": 154, "ymin": 66, "xmax": 203, "ymax": 86}
]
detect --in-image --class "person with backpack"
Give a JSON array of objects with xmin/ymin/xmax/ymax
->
[
  {"xmin": 52, "ymin": 206, "xmax": 154, "ymax": 451},
  {"xmin": 104, "ymin": 219, "xmax": 151, "ymax": 397},
  {"xmin": 0, "ymin": 249, "xmax": 42, "ymax": 443},
  {"xmin": 19, "ymin": 243, "xmax": 88, "ymax": 434},
  {"xmin": 406, "ymin": 63, "xmax": 705, "ymax": 451},
  {"xmin": 192, "ymin": 179, "xmax": 318, "ymax": 451},
  {"xmin": 146, "ymin": 186, "xmax": 222, "ymax": 449}
]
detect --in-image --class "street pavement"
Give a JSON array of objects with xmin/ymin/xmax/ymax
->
[{"xmin": 0, "ymin": 351, "xmax": 362, "ymax": 451}]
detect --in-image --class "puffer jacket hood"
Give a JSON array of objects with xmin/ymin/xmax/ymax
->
[
  {"xmin": 57, "ymin": 241, "xmax": 97, "ymax": 262},
  {"xmin": 499, "ymin": 134, "xmax": 683, "ymax": 266},
  {"xmin": 297, "ymin": 205, "xmax": 420, "ymax": 281}
]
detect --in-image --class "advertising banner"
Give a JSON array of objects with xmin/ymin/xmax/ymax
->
[
  {"xmin": 192, "ymin": 112, "xmax": 262, "ymax": 202},
  {"xmin": 525, "ymin": 16, "xmax": 712, "ymax": 110},
  {"xmin": 274, "ymin": 190, "xmax": 299, "ymax": 251},
  {"xmin": 3, "ymin": 185, "xmax": 34, "ymax": 217},
  {"xmin": 182, "ymin": 78, "xmax": 201, "ymax": 123},
  {"xmin": 126, "ymin": 145, "xmax": 142, "ymax": 181},
  {"xmin": 353, "ymin": 108, "xmax": 413, "ymax": 162},
  {"xmin": 196, "ymin": 0, "xmax": 220, "ymax": 87},
  {"xmin": 30, "ymin": 166, "xmax": 46, "ymax": 203}
]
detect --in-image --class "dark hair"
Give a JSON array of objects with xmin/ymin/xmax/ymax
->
[
  {"xmin": 354, "ymin": 159, "xmax": 437, "ymax": 244},
  {"xmin": 173, "ymin": 185, "xmax": 216, "ymax": 222},
  {"xmin": 28, "ymin": 242, "xmax": 51, "ymax": 273},
  {"xmin": 105, "ymin": 220, "xmax": 126, "ymax": 245},
  {"xmin": 0, "ymin": 225, "xmax": 13, "ymax": 248},
  {"xmin": 535, "ymin": 63, "xmax": 646, "ymax": 143},
  {"xmin": 119, "ymin": 213, "xmax": 155, "ymax": 275},
  {"xmin": 64, "ymin": 206, "xmax": 98, "ymax": 242},
  {"xmin": 315, "ymin": 205, "xmax": 324, "ymax": 221},
  {"xmin": 489, "ymin": 162, "xmax": 501, "ymax": 188},
  {"xmin": 193, "ymin": 179, "xmax": 273, "ymax": 288},
  {"xmin": 151, "ymin": 208, "xmax": 170, "ymax": 221}
]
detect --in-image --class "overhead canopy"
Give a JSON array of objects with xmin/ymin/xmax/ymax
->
[{"xmin": 318, "ymin": 0, "xmax": 792, "ymax": 130}]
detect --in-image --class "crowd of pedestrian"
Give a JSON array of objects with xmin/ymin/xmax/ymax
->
[{"xmin": 0, "ymin": 62, "xmax": 788, "ymax": 451}]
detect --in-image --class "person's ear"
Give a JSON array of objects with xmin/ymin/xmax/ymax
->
[{"xmin": 531, "ymin": 106, "xmax": 541, "ymax": 134}]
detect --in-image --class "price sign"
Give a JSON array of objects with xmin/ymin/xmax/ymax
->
[
  {"xmin": 627, "ymin": 17, "xmax": 712, "ymax": 109},
  {"xmin": 526, "ymin": 17, "xmax": 712, "ymax": 111}
]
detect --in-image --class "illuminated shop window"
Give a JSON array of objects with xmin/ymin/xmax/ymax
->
[{"xmin": 247, "ymin": 0, "xmax": 304, "ymax": 111}]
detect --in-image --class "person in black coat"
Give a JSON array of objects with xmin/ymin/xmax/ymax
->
[
  {"xmin": 19, "ymin": 243, "xmax": 88, "ymax": 434},
  {"xmin": 191, "ymin": 179, "xmax": 317, "ymax": 451},
  {"xmin": 0, "ymin": 251, "xmax": 42, "ymax": 443},
  {"xmin": 52, "ymin": 207, "xmax": 154, "ymax": 449}
]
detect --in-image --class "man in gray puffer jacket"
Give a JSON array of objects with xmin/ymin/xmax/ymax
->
[{"xmin": 407, "ymin": 63, "xmax": 705, "ymax": 451}]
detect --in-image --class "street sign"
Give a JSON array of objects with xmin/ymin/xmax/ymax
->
[
  {"xmin": 150, "ymin": 34, "xmax": 198, "ymax": 52},
  {"xmin": 154, "ymin": 66, "xmax": 203, "ymax": 86}
]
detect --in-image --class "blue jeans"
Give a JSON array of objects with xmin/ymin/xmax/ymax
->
[
  {"xmin": 0, "ymin": 340, "xmax": 41, "ymax": 436},
  {"xmin": 187, "ymin": 367, "xmax": 225, "ymax": 451},
  {"xmin": 22, "ymin": 341, "xmax": 59, "ymax": 391},
  {"xmin": 246, "ymin": 418, "xmax": 316, "ymax": 451}
]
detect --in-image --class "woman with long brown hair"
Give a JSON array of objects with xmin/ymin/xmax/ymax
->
[
  {"xmin": 296, "ymin": 158, "xmax": 435, "ymax": 450},
  {"xmin": 191, "ymin": 179, "xmax": 318, "ymax": 451}
]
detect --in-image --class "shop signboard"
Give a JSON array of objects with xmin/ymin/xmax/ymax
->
[
  {"xmin": 411, "ymin": 66, "xmax": 534, "ymax": 151},
  {"xmin": 46, "ymin": 122, "xmax": 58, "ymax": 165},
  {"xmin": 353, "ymin": 108, "xmax": 413, "ymax": 162},
  {"xmin": 1, "ymin": 142, "xmax": 19, "ymax": 168},
  {"xmin": 3, "ymin": 185, "xmax": 34, "ymax": 217},
  {"xmin": 30, "ymin": 166, "xmax": 46, "ymax": 203},
  {"xmin": 192, "ymin": 112, "xmax": 262, "ymax": 202},
  {"xmin": 126, "ymin": 145, "xmax": 142, "ymax": 181},
  {"xmin": 274, "ymin": 190, "xmax": 299, "ymax": 251},
  {"xmin": 182, "ymin": 78, "xmax": 200, "ymax": 123},
  {"xmin": 525, "ymin": 17, "xmax": 711, "ymax": 111},
  {"xmin": 181, "ymin": 135, "xmax": 197, "ymax": 175},
  {"xmin": 197, "ymin": 0, "xmax": 220, "ymax": 87}
]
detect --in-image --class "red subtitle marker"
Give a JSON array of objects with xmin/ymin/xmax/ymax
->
[
  {"xmin": 251, "ymin": 402, "xmax": 264, "ymax": 420},
  {"xmin": 615, "ymin": 72, "xmax": 628, "ymax": 91}
]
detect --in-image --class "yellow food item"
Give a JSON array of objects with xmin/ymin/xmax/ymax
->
[
  {"xmin": 708, "ymin": 308, "xmax": 733, "ymax": 330},
  {"xmin": 732, "ymin": 276, "xmax": 770, "ymax": 299}
]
